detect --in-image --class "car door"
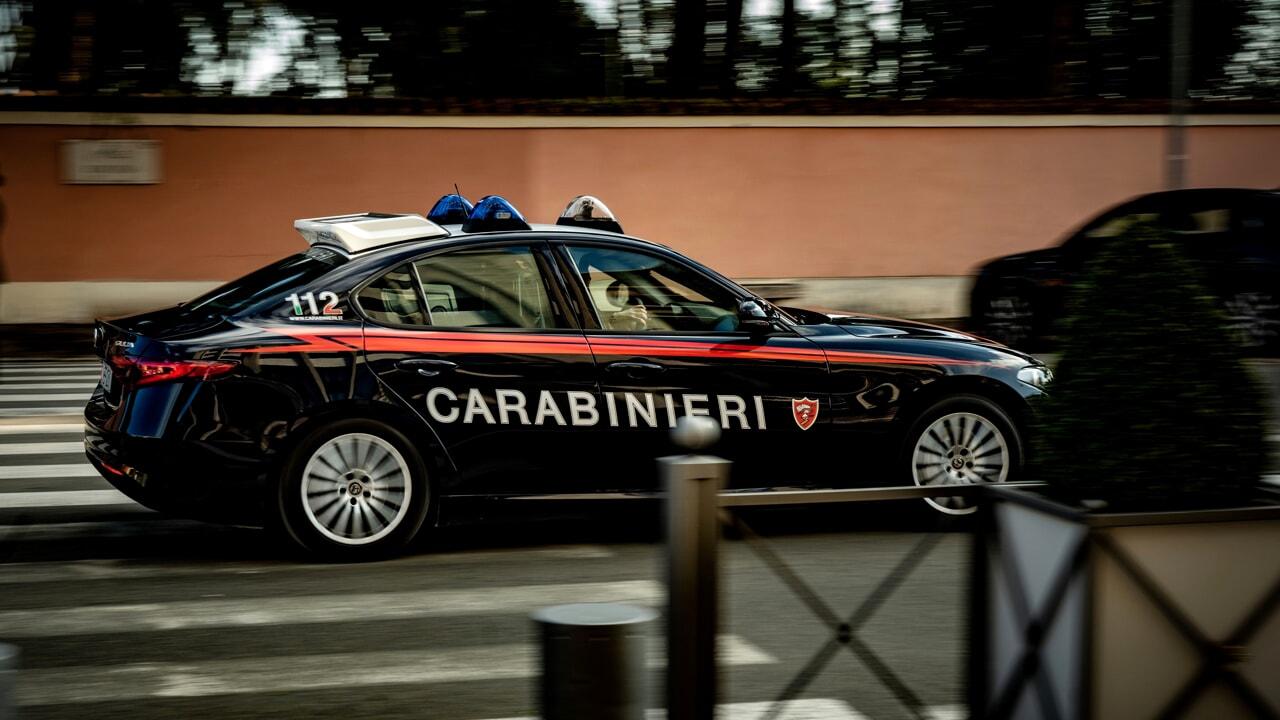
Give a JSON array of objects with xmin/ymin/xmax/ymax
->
[
  {"xmin": 357, "ymin": 240, "xmax": 601, "ymax": 497},
  {"xmin": 554, "ymin": 239, "xmax": 830, "ymax": 491}
]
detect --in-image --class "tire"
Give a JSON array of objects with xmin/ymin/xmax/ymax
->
[
  {"xmin": 276, "ymin": 418, "xmax": 433, "ymax": 560},
  {"xmin": 901, "ymin": 394, "xmax": 1024, "ymax": 515}
]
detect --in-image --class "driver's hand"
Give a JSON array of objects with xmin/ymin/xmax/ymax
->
[{"xmin": 611, "ymin": 303, "xmax": 648, "ymax": 331}]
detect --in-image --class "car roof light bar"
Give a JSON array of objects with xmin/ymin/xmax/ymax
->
[
  {"xmin": 427, "ymin": 194, "xmax": 475, "ymax": 224},
  {"xmin": 293, "ymin": 213, "xmax": 449, "ymax": 254},
  {"xmin": 462, "ymin": 195, "xmax": 531, "ymax": 233},
  {"xmin": 556, "ymin": 195, "xmax": 623, "ymax": 234}
]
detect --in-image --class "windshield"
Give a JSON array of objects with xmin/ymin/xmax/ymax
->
[{"xmin": 185, "ymin": 247, "xmax": 347, "ymax": 315}]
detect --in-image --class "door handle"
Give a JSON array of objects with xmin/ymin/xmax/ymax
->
[
  {"xmin": 605, "ymin": 361, "xmax": 666, "ymax": 378},
  {"xmin": 396, "ymin": 358, "xmax": 458, "ymax": 378}
]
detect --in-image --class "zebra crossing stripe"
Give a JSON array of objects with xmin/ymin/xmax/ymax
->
[
  {"xmin": 16, "ymin": 636, "xmax": 773, "ymax": 706},
  {"xmin": 0, "ymin": 382, "xmax": 97, "ymax": 390},
  {"xmin": 0, "ymin": 466, "xmax": 102, "ymax": 481},
  {"xmin": 0, "ymin": 393, "xmax": 90, "ymax": 402},
  {"xmin": 0, "ymin": 442, "xmax": 84, "ymax": 456},
  {"xmin": 0, "ymin": 489, "xmax": 132, "ymax": 508},
  {"xmin": 0, "ymin": 365, "xmax": 99, "ymax": 373},
  {"xmin": 0, "ymin": 579, "xmax": 665, "ymax": 637},
  {"xmin": 0, "ymin": 545, "xmax": 616, "ymax": 584},
  {"xmin": 0, "ymin": 423, "xmax": 83, "ymax": 435},
  {"xmin": 0, "ymin": 408, "xmax": 88, "ymax": 418}
]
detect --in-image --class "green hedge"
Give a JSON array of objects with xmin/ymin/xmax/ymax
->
[{"xmin": 1032, "ymin": 222, "xmax": 1266, "ymax": 508}]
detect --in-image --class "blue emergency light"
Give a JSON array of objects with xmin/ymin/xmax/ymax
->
[
  {"xmin": 427, "ymin": 194, "xmax": 475, "ymax": 224},
  {"xmin": 462, "ymin": 195, "xmax": 531, "ymax": 233}
]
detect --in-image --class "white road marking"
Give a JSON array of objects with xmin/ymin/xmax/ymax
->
[
  {"xmin": 0, "ymin": 441, "xmax": 84, "ymax": 455},
  {"xmin": 0, "ymin": 423, "xmax": 83, "ymax": 435},
  {"xmin": 0, "ymin": 490, "xmax": 132, "ymax": 509},
  {"xmin": 0, "ymin": 363, "xmax": 99, "ymax": 368},
  {"xmin": 922, "ymin": 707, "xmax": 968, "ymax": 720},
  {"xmin": 0, "ymin": 393, "xmax": 90, "ymax": 402},
  {"xmin": 486, "ymin": 699, "xmax": 870, "ymax": 720},
  {"xmin": 17, "ymin": 636, "xmax": 772, "ymax": 706},
  {"xmin": 0, "ymin": 407, "xmax": 85, "ymax": 417},
  {"xmin": 0, "ymin": 544, "xmax": 616, "ymax": 583},
  {"xmin": 0, "ymin": 382, "xmax": 97, "ymax": 390},
  {"xmin": 0, "ymin": 374, "xmax": 98, "ymax": 383},
  {"xmin": 0, "ymin": 579, "xmax": 664, "ymax": 637},
  {"xmin": 0, "ymin": 465, "xmax": 101, "ymax": 480}
]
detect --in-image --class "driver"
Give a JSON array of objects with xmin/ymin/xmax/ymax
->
[{"xmin": 605, "ymin": 280, "xmax": 649, "ymax": 331}]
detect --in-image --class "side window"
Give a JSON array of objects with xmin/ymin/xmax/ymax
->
[
  {"xmin": 1084, "ymin": 211, "xmax": 1161, "ymax": 239},
  {"xmin": 1161, "ymin": 206, "xmax": 1231, "ymax": 236},
  {"xmin": 566, "ymin": 246, "xmax": 740, "ymax": 333},
  {"xmin": 413, "ymin": 246, "xmax": 561, "ymax": 329},
  {"xmin": 356, "ymin": 264, "xmax": 427, "ymax": 326}
]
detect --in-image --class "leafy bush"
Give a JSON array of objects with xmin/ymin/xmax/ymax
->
[{"xmin": 1032, "ymin": 222, "xmax": 1267, "ymax": 508}]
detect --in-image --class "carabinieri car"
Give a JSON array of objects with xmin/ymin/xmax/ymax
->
[{"xmin": 86, "ymin": 194, "xmax": 1051, "ymax": 558}]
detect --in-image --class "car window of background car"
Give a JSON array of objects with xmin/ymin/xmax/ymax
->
[
  {"xmin": 356, "ymin": 263, "xmax": 427, "ymax": 326},
  {"xmin": 186, "ymin": 246, "xmax": 348, "ymax": 315},
  {"xmin": 410, "ymin": 246, "xmax": 561, "ymax": 330},
  {"xmin": 1084, "ymin": 211, "xmax": 1162, "ymax": 238},
  {"xmin": 566, "ymin": 246, "xmax": 740, "ymax": 332},
  {"xmin": 1162, "ymin": 207, "xmax": 1231, "ymax": 235}
]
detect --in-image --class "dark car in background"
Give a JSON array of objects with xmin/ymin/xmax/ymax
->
[{"xmin": 970, "ymin": 188, "xmax": 1280, "ymax": 352}]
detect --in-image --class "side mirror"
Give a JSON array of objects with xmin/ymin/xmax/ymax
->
[{"xmin": 737, "ymin": 299, "xmax": 774, "ymax": 333}]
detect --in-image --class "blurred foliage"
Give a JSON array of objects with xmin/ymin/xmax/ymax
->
[
  {"xmin": 1031, "ymin": 222, "xmax": 1268, "ymax": 509},
  {"xmin": 0, "ymin": 0, "xmax": 1278, "ymax": 107}
]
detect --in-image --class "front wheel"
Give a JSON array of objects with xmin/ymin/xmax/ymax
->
[
  {"xmin": 902, "ymin": 394, "xmax": 1023, "ymax": 515},
  {"xmin": 276, "ymin": 419, "xmax": 432, "ymax": 560}
]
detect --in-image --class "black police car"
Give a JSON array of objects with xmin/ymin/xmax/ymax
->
[
  {"xmin": 87, "ymin": 194, "xmax": 1050, "ymax": 558},
  {"xmin": 970, "ymin": 188, "xmax": 1280, "ymax": 352}
]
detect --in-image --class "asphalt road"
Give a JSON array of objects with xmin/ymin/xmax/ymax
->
[
  {"xmin": 0, "ymin": 356, "xmax": 974, "ymax": 720},
  {"xmin": 2, "ymin": 354, "xmax": 1276, "ymax": 720}
]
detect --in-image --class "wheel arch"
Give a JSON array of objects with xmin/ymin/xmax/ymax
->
[
  {"xmin": 897, "ymin": 374, "xmax": 1032, "ymax": 441},
  {"xmin": 264, "ymin": 398, "xmax": 455, "ymax": 494}
]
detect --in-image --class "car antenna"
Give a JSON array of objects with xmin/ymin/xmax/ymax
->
[{"xmin": 454, "ymin": 182, "xmax": 462, "ymax": 199}]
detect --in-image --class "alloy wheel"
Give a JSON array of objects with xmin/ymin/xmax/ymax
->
[{"xmin": 911, "ymin": 411, "xmax": 1010, "ymax": 515}]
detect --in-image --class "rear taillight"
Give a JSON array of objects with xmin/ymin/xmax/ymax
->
[{"xmin": 109, "ymin": 357, "xmax": 238, "ymax": 387}]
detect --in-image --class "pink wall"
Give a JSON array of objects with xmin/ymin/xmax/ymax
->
[{"xmin": 1, "ymin": 120, "xmax": 1277, "ymax": 282}]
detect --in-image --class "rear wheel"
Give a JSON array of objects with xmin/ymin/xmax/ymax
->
[
  {"xmin": 902, "ymin": 394, "xmax": 1023, "ymax": 515},
  {"xmin": 277, "ymin": 419, "xmax": 432, "ymax": 560}
]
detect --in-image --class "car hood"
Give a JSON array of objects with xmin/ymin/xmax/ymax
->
[{"xmin": 781, "ymin": 306, "xmax": 1040, "ymax": 365}]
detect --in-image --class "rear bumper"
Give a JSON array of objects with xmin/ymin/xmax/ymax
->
[{"xmin": 84, "ymin": 414, "xmax": 273, "ymax": 527}]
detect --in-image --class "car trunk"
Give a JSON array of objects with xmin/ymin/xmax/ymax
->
[{"xmin": 89, "ymin": 307, "xmax": 227, "ymax": 414}]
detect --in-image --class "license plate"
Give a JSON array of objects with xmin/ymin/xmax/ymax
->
[{"xmin": 99, "ymin": 361, "xmax": 113, "ymax": 394}]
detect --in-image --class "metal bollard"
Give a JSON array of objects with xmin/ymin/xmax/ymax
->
[
  {"xmin": 663, "ymin": 416, "xmax": 729, "ymax": 720},
  {"xmin": 532, "ymin": 602, "xmax": 657, "ymax": 720},
  {"xmin": 0, "ymin": 643, "xmax": 17, "ymax": 720}
]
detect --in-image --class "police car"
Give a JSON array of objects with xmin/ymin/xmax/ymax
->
[{"xmin": 86, "ymin": 194, "xmax": 1050, "ymax": 558}]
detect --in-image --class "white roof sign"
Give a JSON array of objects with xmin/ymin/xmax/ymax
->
[{"xmin": 294, "ymin": 213, "xmax": 449, "ymax": 254}]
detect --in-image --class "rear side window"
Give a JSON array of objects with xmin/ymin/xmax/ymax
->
[
  {"xmin": 356, "ymin": 245, "xmax": 563, "ymax": 330},
  {"xmin": 186, "ymin": 247, "xmax": 347, "ymax": 315},
  {"xmin": 416, "ymin": 246, "xmax": 559, "ymax": 329},
  {"xmin": 356, "ymin": 264, "xmax": 428, "ymax": 326}
]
